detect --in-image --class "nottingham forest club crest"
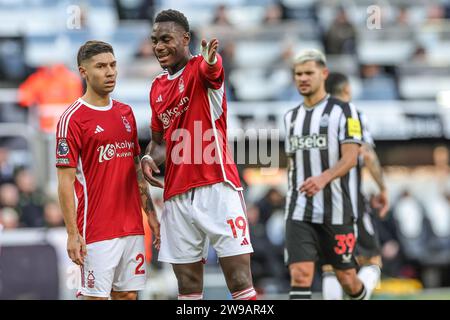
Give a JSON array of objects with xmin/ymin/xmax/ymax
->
[
  {"xmin": 57, "ymin": 139, "xmax": 69, "ymax": 156},
  {"xmin": 179, "ymin": 76, "xmax": 185, "ymax": 93},
  {"xmin": 122, "ymin": 116, "xmax": 132, "ymax": 133}
]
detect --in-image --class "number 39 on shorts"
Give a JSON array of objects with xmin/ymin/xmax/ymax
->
[{"xmin": 226, "ymin": 216, "xmax": 247, "ymax": 238}]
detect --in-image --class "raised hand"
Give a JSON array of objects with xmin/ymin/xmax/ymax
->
[{"xmin": 201, "ymin": 38, "xmax": 219, "ymax": 65}]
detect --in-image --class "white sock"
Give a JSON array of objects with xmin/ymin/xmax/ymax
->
[
  {"xmin": 322, "ymin": 272, "xmax": 343, "ymax": 300},
  {"xmin": 357, "ymin": 265, "xmax": 381, "ymax": 300}
]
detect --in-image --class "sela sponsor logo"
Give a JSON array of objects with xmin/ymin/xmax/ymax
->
[
  {"xmin": 122, "ymin": 116, "xmax": 132, "ymax": 133},
  {"xmin": 57, "ymin": 138, "xmax": 70, "ymax": 156},
  {"xmin": 158, "ymin": 96, "xmax": 190, "ymax": 129},
  {"xmin": 289, "ymin": 134, "xmax": 328, "ymax": 151},
  {"xmin": 97, "ymin": 140, "xmax": 135, "ymax": 163}
]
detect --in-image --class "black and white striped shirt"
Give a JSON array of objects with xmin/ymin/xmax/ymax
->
[{"xmin": 284, "ymin": 95, "xmax": 362, "ymax": 225}]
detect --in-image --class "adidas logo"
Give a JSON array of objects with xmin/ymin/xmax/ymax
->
[
  {"xmin": 156, "ymin": 94, "xmax": 163, "ymax": 103},
  {"xmin": 240, "ymin": 238, "xmax": 250, "ymax": 246},
  {"xmin": 94, "ymin": 125, "xmax": 104, "ymax": 134}
]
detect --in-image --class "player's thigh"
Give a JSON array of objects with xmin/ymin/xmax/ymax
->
[
  {"xmin": 285, "ymin": 220, "xmax": 319, "ymax": 266},
  {"xmin": 193, "ymin": 183, "xmax": 253, "ymax": 258},
  {"xmin": 112, "ymin": 235, "xmax": 147, "ymax": 293},
  {"xmin": 159, "ymin": 193, "xmax": 209, "ymax": 264},
  {"xmin": 318, "ymin": 223, "xmax": 358, "ymax": 270},
  {"xmin": 79, "ymin": 238, "xmax": 123, "ymax": 298}
]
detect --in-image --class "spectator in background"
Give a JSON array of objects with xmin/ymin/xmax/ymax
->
[
  {"xmin": 0, "ymin": 183, "xmax": 20, "ymax": 211},
  {"xmin": 323, "ymin": 7, "xmax": 357, "ymax": 55},
  {"xmin": 212, "ymin": 4, "xmax": 232, "ymax": 26},
  {"xmin": 410, "ymin": 45, "xmax": 428, "ymax": 64},
  {"xmin": 129, "ymin": 38, "xmax": 163, "ymax": 78},
  {"xmin": 359, "ymin": 64, "xmax": 399, "ymax": 100},
  {"xmin": 43, "ymin": 199, "xmax": 64, "ymax": 228},
  {"xmin": 0, "ymin": 207, "xmax": 19, "ymax": 230},
  {"xmin": 262, "ymin": 3, "xmax": 284, "ymax": 25},
  {"xmin": 14, "ymin": 167, "xmax": 46, "ymax": 228},
  {"xmin": 114, "ymin": 0, "xmax": 154, "ymax": 21},
  {"xmin": 0, "ymin": 147, "xmax": 16, "ymax": 185},
  {"xmin": 426, "ymin": 4, "xmax": 445, "ymax": 22},
  {"xmin": 0, "ymin": 183, "xmax": 21, "ymax": 230},
  {"xmin": 220, "ymin": 41, "xmax": 238, "ymax": 101},
  {"xmin": 396, "ymin": 6, "xmax": 411, "ymax": 25},
  {"xmin": 18, "ymin": 63, "xmax": 83, "ymax": 132},
  {"xmin": 256, "ymin": 188, "xmax": 285, "ymax": 224}
]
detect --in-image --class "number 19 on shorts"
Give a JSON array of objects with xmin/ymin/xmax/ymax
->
[{"xmin": 227, "ymin": 216, "xmax": 247, "ymax": 238}]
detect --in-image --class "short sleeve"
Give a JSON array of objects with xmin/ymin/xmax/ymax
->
[
  {"xmin": 55, "ymin": 116, "xmax": 82, "ymax": 167},
  {"xmin": 149, "ymin": 87, "xmax": 164, "ymax": 133},
  {"xmin": 338, "ymin": 102, "xmax": 362, "ymax": 144},
  {"xmin": 359, "ymin": 111, "xmax": 375, "ymax": 147},
  {"xmin": 130, "ymin": 110, "xmax": 141, "ymax": 156},
  {"xmin": 198, "ymin": 54, "xmax": 224, "ymax": 90}
]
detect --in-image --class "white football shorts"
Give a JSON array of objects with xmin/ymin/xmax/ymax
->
[
  {"xmin": 158, "ymin": 182, "xmax": 254, "ymax": 263},
  {"xmin": 78, "ymin": 235, "xmax": 147, "ymax": 298}
]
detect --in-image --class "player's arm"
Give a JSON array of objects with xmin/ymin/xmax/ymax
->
[
  {"xmin": 135, "ymin": 156, "xmax": 161, "ymax": 250},
  {"xmin": 199, "ymin": 38, "xmax": 223, "ymax": 86},
  {"xmin": 360, "ymin": 143, "xmax": 389, "ymax": 218},
  {"xmin": 57, "ymin": 167, "xmax": 86, "ymax": 265},
  {"xmin": 300, "ymin": 143, "xmax": 359, "ymax": 197},
  {"xmin": 141, "ymin": 130, "xmax": 165, "ymax": 188}
]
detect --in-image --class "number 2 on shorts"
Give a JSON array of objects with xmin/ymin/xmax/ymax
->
[
  {"xmin": 135, "ymin": 253, "xmax": 145, "ymax": 275},
  {"xmin": 226, "ymin": 216, "xmax": 247, "ymax": 238}
]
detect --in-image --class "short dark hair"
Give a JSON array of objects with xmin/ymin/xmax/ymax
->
[
  {"xmin": 154, "ymin": 9, "xmax": 189, "ymax": 32},
  {"xmin": 325, "ymin": 72, "xmax": 349, "ymax": 96},
  {"xmin": 77, "ymin": 40, "xmax": 114, "ymax": 66}
]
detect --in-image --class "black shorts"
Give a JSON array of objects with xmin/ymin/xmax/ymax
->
[
  {"xmin": 285, "ymin": 220, "xmax": 358, "ymax": 270},
  {"xmin": 355, "ymin": 209, "xmax": 381, "ymax": 258}
]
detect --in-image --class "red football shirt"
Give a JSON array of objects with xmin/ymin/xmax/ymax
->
[
  {"xmin": 149, "ymin": 54, "xmax": 242, "ymax": 201},
  {"xmin": 56, "ymin": 98, "xmax": 144, "ymax": 244}
]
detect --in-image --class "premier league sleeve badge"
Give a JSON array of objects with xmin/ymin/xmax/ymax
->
[{"xmin": 57, "ymin": 138, "xmax": 70, "ymax": 156}]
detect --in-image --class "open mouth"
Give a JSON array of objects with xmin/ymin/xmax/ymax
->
[{"xmin": 157, "ymin": 53, "xmax": 170, "ymax": 62}]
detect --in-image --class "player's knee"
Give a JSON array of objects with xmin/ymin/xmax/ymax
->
[
  {"xmin": 227, "ymin": 269, "xmax": 252, "ymax": 292},
  {"xmin": 356, "ymin": 255, "xmax": 382, "ymax": 268},
  {"xmin": 111, "ymin": 291, "xmax": 137, "ymax": 300},
  {"xmin": 335, "ymin": 269, "xmax": 360, "ymax": 293},
  {"xmin": 289, "ymin": 265, "xmax": 313, "ymax": 286},
  {"xmin": 322, "ymin": 264, "xmax": 334, "ymax": 273},
  {"xmin": 176, "ymin": 270, "xmax": 203, "ymax": 293}
]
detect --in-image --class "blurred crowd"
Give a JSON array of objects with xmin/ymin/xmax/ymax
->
[{"xmin": 0, "ymin": 147, "xmax": 64, "ymax": 230}]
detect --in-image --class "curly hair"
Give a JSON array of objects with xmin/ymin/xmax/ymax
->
[{"xmin": 154, "ymin": 9, "xmax": 190, "ymax": 32}]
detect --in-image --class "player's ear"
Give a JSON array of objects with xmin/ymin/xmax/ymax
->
[
  {"xmin": 183, "ymin": 32, "xmax": 191, "ymax": 46},
  {"xmin": 322, "ymin": 67, "xmax": 329, "ymax": 80},
  {"xmin": 78, "ymin": 65, "xmax": 87, "ymax": 80}
]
